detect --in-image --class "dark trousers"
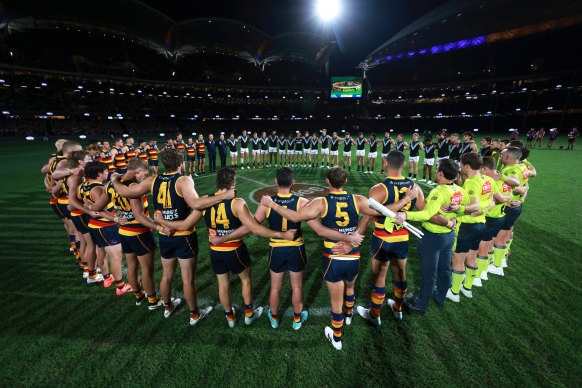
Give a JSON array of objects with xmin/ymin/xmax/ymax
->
[
  {"xmin": 219, "ymin": 151, "xmax": 227, "ymax": 168},
  {"xmin": 414, "ymin": 230, "xmax": 455, "ymax": 312},
  {"xmin": 208, "ymin": 152, "xmax": 216, "ymax": 172}
]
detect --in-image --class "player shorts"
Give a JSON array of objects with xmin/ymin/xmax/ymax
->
[
  {"xmin": 311, "ymin": 149, "xmax": 318, "ymax": 155},
  {"xmin": 356, "ymin": 150, "xmax": 365, "ymax": 157},
  {"xmin": 322, "ymin": 256, "xmax": 359, "ymax": 283},
  {"xmin": 343, "ymin": 151, "xmax": 352, "ymax": 157},
  {"xmin": 71, "ymin": 213, "xmax": 91, "ymax": 234},
  {"xmin": 501, "ymin": 205, "xmax": 522, "ymax": 231},
  {"xmin": 295, "ymin": 149, "xmax": 303, "ymax": 154},
  {"xmin": 187, "ymin": 156, "xmax": 196, "ymax": 162},
  {"xmin": 253, "ymin": 149, "xmax": 260, "ymax": 154},
  {"xmin": 230, "ymin": 151, "xmax": 238, "ymax": 157},
  {"xmin": 321, "ymin": 148, "xmax": 329, "ymax": 155},
  {"xmin": 381, "ymin": 152, "xmax": 388, "ymax": 158},
  {"xmin": 424, "ymin": 158, "xmax": 435, "ymax": 166},
  {"xmin": 268, "ymin": 245, "xmax": 307, "ymax": 273},
  {"xmin": 454, "ymin": 222, "xmax": 486, "ymax": 253},
  {"xmin": 330, "ymin": 150, "xmax": 339, "ymax": 156},
  {"xmin": 409, "ymin": 156, "xmax": 419, "ymax": 163},
  {"xmin": 89, "ymin": 225, "xmax": 121, "ymax": 248},
  {"xmin": 56, "ymin": 202, "xmax": 71, "ymax": 219},
  {"xmin": 368, "ymin": 152, "xmax": 378, "ymax": 158},
  {"xmin": 148, "ymin": 160, "xmax": 158, "ymax": 167},
  {"xmin": 437, "ymin": 156, "xmax": 449, "ymax": 162},
  {"xmin": 269, "ymin": 147, "xmax": 277, "ymax": 153},
  {"xmin": 240, "ymin": 148, "xmax": 249, "ymax": 154},
  {"xmin": 527, "ymin": 136, "xmax": 534, "ymax": 141},
  {"xmin": 210, "ymin": 244, "xmax": 251, "ymax": 275},
  {"xmin": 370, "ymin": 235, "xmax": 408, "ymax": 261},
  {"xmin": 279, "ymin": 150, "xmax": 286, "ymax": 155},
  {"xmin": 197, "ymin": 153, "xmax": 206, "ymax": 160},
  {"xmin": 549, "ymin": 136, "xmax": 556, "ymax": 141},
  {"xmin": 483, "ymin": 216, "xmax": 505, "ymax": 241},
  {"xmin": 120, "ymin": 231, "xmax": 157, "ymax": 256},
  {"xmin": 287, "ymin": 150, "xmax": 294, "ymax": 155},
  {"xmin": 159, "ymin": 233, "xmax": 198, "ymax": 259},
  {"xmin": 261, "ymin": 149, "xmax": 268, "ymax": 154}
]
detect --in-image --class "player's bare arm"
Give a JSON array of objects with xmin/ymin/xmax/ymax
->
[
  {"xmin": 178, "ymin": 175, "xmax": 235, "ymax": 210},
  {"xmin": 232, "ymin": 198, "xmax": 296, "ymax": 240},
  {"xmin": 111, "ymin": 174, "xmax": 154, "ymax": 198}
]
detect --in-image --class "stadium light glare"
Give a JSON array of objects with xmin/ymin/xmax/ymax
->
[
  {"xmin": 316, "ymin": 0, "xmax": 341, "ymax": 21},
  {"xmin": 26, "ymin": 136, "xmax": 35, "ymax": 141},
  {"xmin": 79, "ymin": 135, "xmax": 87, "ymax": 139},
  {"xmin": 123, "ymin": 134, "xmax": 129, "ymax": 138},
  {"xmin": 159, "ymin": 133, "xmax": 165, "ymax": 137},
  {"xmin": 84, "ymin": 113, "xmax": 90, "ymax": 117},
  {"xmin": 144, "ymin": 114, "xmax": 150, "ymax": 117}
]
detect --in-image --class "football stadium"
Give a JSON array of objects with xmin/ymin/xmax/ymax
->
[{"xmin": 1, "ymin": 0, "xmax": 581, "ymax": 386}]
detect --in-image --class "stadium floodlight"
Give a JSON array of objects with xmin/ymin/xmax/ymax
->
[
  {"xmin": 78, "ymin": 86, "xmax": 83, "ymax": 89},
  {"xmin": 84, "ymin": 113, "xmax": 90, "ymax": 116},
  {"xmin": 26, "ymin": 136, "xmax": 35, "ymax": 141},
  {"xmin": 79, "ymin": 135, "xmax": 87, "ymax": 139},
  {"xmin": 2, "ymin": 111, "xmax": 9, "ymax": 114},
  {"xmin": 159, "ymin": 133, "xmax": 165, "ymax": 137},
  {"xmin": 316, "ymin": 0, "xmax": 341, "ymax": 21},
  {"xmin": 47, "ymin": 112, "xmax": 53, "ymax": 116},
  {"xmin": 144, "ymin": 114, "xmax": 150, "ymax": 117},
  {"xmin": 0, "ymin": 79, "xmax": 5, "ymax": 83},
  {"xmin": 41, "ymin": 82, "xmax": 47, "ymax": 86},
  {"xmin": 473, "ymin": 128, "xmax": 479, "ymax": 132},
  {"xmin": 116, "ymin": 113, "xmax": 122, "ymax": 117},
  {"xmin": 515, "ymin": 108, "xmax": 521, "ymax": 111},
  {"xmin": 170, "ymin": 114, "xmax": 175, "ymax": 118},
  {"xmin": 556, "ymin": 84, "xmax": 562, "ymax": 88},
  {"xmin": 110, "ymin": 88, "xmax": 114, "ymax": 92},
  {"xmin": 547, "ymin": 106, "xmax": 553, "ymax": 110}
]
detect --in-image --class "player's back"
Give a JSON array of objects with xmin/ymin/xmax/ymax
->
[
  {"xmin": 374, "ymin": 177, "xmax": 416, "ymax": 242},
  {"xmin": 203, "ymin": 197, "xmax": 243, "ymax": 251},
  {"xmin": 152, "ymin": 172, "xmax": 194, "ymax": 235},
  {"xmin": 79, "ymin": 181, "xmax": 116, "ymax": 227},
  {"xmin": 267, "ymin": 193, "xmax": 303, "ymax": 247},
  {"xmin": 321, "ymin": 191, "xmax": 360, "ymax": 258},
  {"xmin": 108, "ymin": 179, "xmax": 150, "ymax": 236}
]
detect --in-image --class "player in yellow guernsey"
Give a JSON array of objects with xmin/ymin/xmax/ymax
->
[
  {"xmin": 261, "ymin": 167, "xmax": 381, "ymax": 351},
  {"xmin": 442, "ymin": 153, "xmax": 495, "ymax": 302},
  {"xmin": 155, "ymin": 167, "xmax": 297, "ymax": 328},
  {"xmin": 394, "ymin": 159, "xmax": 474, "ymax": 314},
  {"xmin": 111, "ymin": 149, "xmax": 236, "ymax": 325}
]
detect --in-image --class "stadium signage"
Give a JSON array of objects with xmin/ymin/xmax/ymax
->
[{"xmin": 251, "ymin": 184, "xmax": 330, "ymax": 203}]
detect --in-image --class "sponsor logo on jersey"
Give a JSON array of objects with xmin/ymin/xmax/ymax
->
[
  {"xmin": 450, "ymin": 191, "xmax": 463, "ymax": 205},
  {"xmin": 481, "ymin": 179, "xmax": 492, "ymax": 195}
]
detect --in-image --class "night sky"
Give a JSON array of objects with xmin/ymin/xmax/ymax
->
[{"xmin": 140, "ymin": 0, "xmax": 447, "ymax": 74}]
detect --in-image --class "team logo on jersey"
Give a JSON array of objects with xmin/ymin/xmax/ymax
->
[
  {"xmin": 251, "ymin": 184, "xmax": 329, "ymax": 204},
  {"xmin": 481, "ymin": 180, "xmax": 492, "ymax": 195}
]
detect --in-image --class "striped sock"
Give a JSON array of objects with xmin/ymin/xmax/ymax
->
[
  {"xmin": 370, "ymin": 285, "xmax": 385, "ymax": 318},
  {"xmin": 115, "ymin": 279, "xmax": 126, "ymax": 289},
  {"xmin": 88, "ymin": 269, "xmax": 97, "ymax": 279},
  {"xmin": 464, "ymin": 265, "xmax": 478, "ymax": 290},
  {"xmin": 271, "ymin": 312, "xmax": 279, "ymax": 322},
  {"xmin": 293, "ymin": 312, "xmax": 300, "ymax": 323},
  {"xmin": 330, "ymin": 311, "xmax": 344, "ymax": 342},
  {"xmin": 82, "ymin": 262, "xmax": 88, "ymax": 273},
  {"xmin": 244, "ymin": 304, "xmax": 253, "ymax": 318},
  {"xmin": 103, "ymin": 273, "xmax": 112, "ymax": 281},
  {"xmin": 147, "ymin": 293, "xmax": 159, "ymax": 304},
  {"xmin": 493, "ymin": 245, "xmax": 506, "ymax": 267},
  {"xmin": 344, "ymin": 294, "xmax": 355, "ymax": 317},
  {"xmin": 225, "ymin": 310, "xmax": 234, "ymax": 321},
  {"xmin": 69, "ymin": 235, "xmax": 75, "ymax": 250},
  {"xmin": 134, "ymin": 288, "xmax": 144, "ymax": 300},
  {"xmin": 451, "ymin": 270, "xmax": 465, "ymax": 294},
  {"xmin": 476, "ymin": 255, "xmax": 489, "ymax": 277},
  {"xmin": 393, "ymin": 280, "xmax": 408, "ymax": 312},
  {"xmin": 190, "ymin": 308, "xmax": 200, "ymax": 320},
  {"xmin": 164, "ymin": 301, "xmax": 174, "ymax": 311}
]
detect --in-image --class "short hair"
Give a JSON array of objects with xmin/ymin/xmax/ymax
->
[
  {"xmin": 160, "ymin": 149, "xmax": 184, "ymax": 172},
  {"xmin": 127, "ymin": 158, "xmax": 148, "ymax": 171},
  {"xmin": 68, "ymin": 150, "xmax": 90, "ymax": 168},
  {"xmin": 481, "ymin": 156, "xmax": 496, "ymax": 170},
  {"xmin": 504, "ymin": 146, "xmax": 522, "ymax": 161},
  {"xmin": 438, "ymin": 159, "xmax": 458, "ymax": 180},
  {"xmin": 483, "ymin": 137, "xmax": 492, "ymax": 144},
  {"xmin": 463, "ymin": 132, "xmax": 473, "ymax": 139},
  {"xmin": 87, "ymin": 143, "xmax": 100, "ymax": 152},
  {"xmin": 385, "ymin": 150, "xmax": 405, "ymax": 170},
  {"xmin": 359, "ymin": 132, "xmax": 363, "ymax": 136},
  {"xmin": 520, "ymin": 146, "xmax": 530, "ymax": 161},
  {"xmin": 451, "ymin": 133, "xmax": 459, "ymax": 138},
  {"xmin": 491, "ymin": 138, "xmax": 500, "ymax": 144},
  {"xmin": 216, "ymin": 168, "xmax": 236, "ymax": 190},
  {"xmin": 276, "ymin": 167, "xmax": 294, "ymax": 188},
  {"xmin": 345, "ymin": 131, "xmax": 350, "ymax": 136},
  {"xmin": 501, "ymin": 139, "xmax": 511, "ymax": 145},
  {"xmin": 370, "ymin": 133, "xmax": 376, "ymax": 139},
  {"xmin": 112, "ymin": 137, "xmax": 122, "ymax": 145},
  {"xmin": 460, "ymin": 153, "xmax": 482, "ymax": 170},
  {"xmin": 84, "ymin": 161, "xmax": 108, "ymax": 179},
  {"xmin": 508, "ymin": 140, "xmax": 523, "ymax": 147},
  {"xmin": 62, "ymin": 141, "xmax": 81, "ymax": 154},
  {"xmin": 327, "ymin": 167, "xmax": 347, "ymax": 189},
  {"xmin": 55, "ymin": 138, "xmax": 68, "ymax": 150}
]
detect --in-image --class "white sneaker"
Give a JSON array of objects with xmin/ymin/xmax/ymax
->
[
  {"xmin": 460, "ymin": 286, "xmax": 473, "ymax": 298},
  {"xmin": 241, "ymin": 166, "xmax": 245, "ymax": 169},
  {"xmin": 190, "ymin": 306, "xmax": 213, "ymax": 326},
  {"xmin": 488, "ymin": 263, "xmax": 505, "ymax": 276},
  {"xmin": 446, "ymin": 288, "xmax": 460, "ymax": 302},
  {"xmin": 472, "ymin": 278, "xmax": 482, "ymax": 287},
  {"xmin": 244, "ymin": 306, "xmax": 263, "ymax": 325},
  {"xmin": 387, "ymin": 299, "xmax": 403, "ymax": 321},
  {"xmin": 356, "ymin": 305, "xmax": 381, "ymax": 327},
  {"xmin": 82, "ymin": 271, "xmax": 89, "ymax": 279},
  {"xmin": 480, "ymin": 270, "xmax": 488, "ymax": 280},
  {"xmin": 163, "ymin": 297, "xmax": 181, "ymax": 318},
  {"xmin": 227, "ymin": 307, "xmax": 236, "ymax": 328},
  {"xmin": 324, "ymin": 326, "xmax": 342, "ymax": 350},
  {"xmin": 86, "ymin": 273, "xmax": 103, "ymax": 284},
  {"xmin": 345, "ymin": 315, "xmax": 352, "ymax": 326},
  {"xmin": 502, "ymin": 258, "xmax": 508, "ymax": 268}
]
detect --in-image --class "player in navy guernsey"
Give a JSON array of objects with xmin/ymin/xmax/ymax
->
[
  {"xmin": 319, "ymin": 129, "xmax": 330, "ymax": 168},
  {"xmin": 228, "ymin": 133, "xmax": 238, "ymax": 168},
  {"xmin": 461, "ymin": 132, "xmax": 478, "ymax": 155},
  {"xmin": 355, "ymin": 132, "xmax": 368, "ymax": 173},
  {"xmin": 421, "ymin": 138, "xmax": 437, "ymax": 184},
  {"xmin": 435, "ymin": 132, "xmax": 450, "ymax": 177},
  {"xmin": 380, "ymin": 131, "xmax": 395, "ymax": 174},
  {"xmin": 251, "ymin": 132, "xmax": 261, "ymax": 168},
  {"xmin": 294, "ymin": 132, "xmax": 304, "ymax": 166},
  {"xmin": 186, "ymin": 138, "xmax": 197, "ymax": 176},
  {"xmin": 111, "ymin": 149, "xmax": 236, "ymax": 325},
  {"xmin": 269, "ymin": 130, "xmax": 278, "ymax": 167},
  {"xmin": 330, "ymin": 132, "xmax": 340, "ymax": 167},
  {"xmin": 341, "ymin": 132, "xmax": 356, "ymax": 171},
  {"xmin": 408, "ymin": 133, "xmax": 424, "ymax": 180},
  {"xmin": 261, "ymin": 167, "xmax": 380, "ymax": 351},
  {"xmin": 309, "ymin": 134, "xmax": 319, "ymax": 168},
  {"xmin": 480, "ymin": 136, "xmax": 493, "ymax": 157},
  {"xmin": 260, "ymin": 131, "xmax": 269, "ymax": 167},
  {"xmin": 366, "ymin": 134, "xmax": 380, "ymax": 173},
  {"xmin": 302, "ymin": 131, "xmax": 310, "ymax": 167},
  {"xmin": 238, "ymin": 130, "xmax": 250, "ymax": 169},
  {"xmin": 278, "ymin": 134, "xmax": 287, "ymax": 166},
  {"xmin": 155, "ymin": 167, "xmax": 296, "ymax": 328},
  {"xmin": 286, "ymin": 134, "xmax": 295, "ymax": 166}
]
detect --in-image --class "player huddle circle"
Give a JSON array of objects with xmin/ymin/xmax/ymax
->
[{"xmin": 43, "ymin": 130, "xmax": 534, "ymax": 350}]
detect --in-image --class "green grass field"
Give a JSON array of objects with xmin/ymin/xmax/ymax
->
[{"xmin": 0, "ymin": 136, "xmax": 580, "ymax": 387}]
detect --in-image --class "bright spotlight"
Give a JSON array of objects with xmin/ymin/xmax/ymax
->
[{"xmin": 317, "ymin": 0, "xmax": 341, "ymax": 21}]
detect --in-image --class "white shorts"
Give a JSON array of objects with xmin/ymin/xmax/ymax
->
[
  {"xmin": 287, "ymin": 150, "xmax": 294, "ymax": 155},
  {"xmin": 296, "ymin": 149, "xmax": 304, "ymax": 154},
  {"xmin": 261, "ymin": 150, "xmax": 268, "ymax": 154},
  {"xmin": 252, "ymin": 149, "xmax": 260, "ymax": 155},
  {"xmin": 381, "ymin": 153, "xmax": 388, "ymax": 158},
  {"xmin": 330, "ymin": 150, "xmax": 339, "ymax": 156},
  {"xmin": 230, "ymin": 151, "xmax": 238, "ymax": 157},
  {"xmin": 269, "ymin": 147, "xmax": 277, "ymax": 153},
  {"xmin": 437, "ymin": 156, "xmax": 449, "ymax": 162},
  {"xmin": 279, "ymin": 150, "xmax": 286, "ymax": 155},
  {"xmin": 368, "ymin": 152, "xmax": 378, "ymax": 159},
  {"xmin": 356, "ymin": 150, "xmax": 365, "ymax": 157},
  {"xmin": 321, "ymin": 148, "xmax": 329, "ymax": 155},
  {"xmin": 240, "ymin": 148, "xmax": 249, "ymax": 154},
  {"xmin": 409, "ymin": 156, "xmax": 419, "ymax": 163},
  {"xmin": 311, "ymin": 149, "xmax": 318, "ymax": 155},
  {"xmin": 343, "ymin": 151, "xmax": 352, "ymax": 157},
  {"xmin": 423, "ymin": 158, "xmax": 435, "ymax": 166}
]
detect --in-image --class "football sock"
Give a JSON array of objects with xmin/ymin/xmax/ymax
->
[
  {"xmin": 330, "ymin": 311, "xmax": 344, "ymax": 342},
  {"xmin": 413, "ymin": 174, "xmax": 417, "ymax": 179},
  {"xmin": 164, "ymin": 300, "xmax": 174, "ymax": 311},
  {"xmin": 451, "ymin": 270, "xmax": 465, "ymax": 294},
  {"xmin": 190, "ymin": 308, "xmax": 200, "ymax": 321},
  {"xmin": 370, "ymin": 285, "xmax": 385, "ymax": 318},
  {"xmin": 271, "ymin": 311, "xmax": 279, "ymax": 322},
  {"xmin": 115, "ymin": 279, "xmax": 126, "ymax": 289},
  {"xmin": 293, "ymin": 312, "xmax": 301, "ymax": 323},
  {"xmin": 244, "ymin": 304, "xmax": 254, "ymax": 318},
  {"xmin": 506, "ymin": 237, "xmax": 513, "ymax": 251},
  {"xmin": 225, "ymin": 310, "xmax": 234, "ymax": 322},
  {"xmin": 147, "ymin": 293, "xmax": 159, "ymax": 304},
  {"xmin": 476, "ymin": 255, "xmax": 489, "ymax": 277},
  {"xmin": 464, "ymin": 265, "xmax": 478, "ymax": 290},
  {"xmin": 134, "ymin": 288, "xmax": 145, "ymax": 301},
  {"xmin": 83, "ymin": 262, "xmax": 88, "ymax": 273},
  {"xmin": 493, "ymin": 245, "xmax": 506, "ymax": 267},
  {"xmin": 88, "ymin": 269, "xmax": 97, "ymax": 279},
  {"xmin": 344, "ymin": 294, "xmax": 355, "ymax": 317},
  {"xmin": 393, "ymin": 280, "xmax": 408, "ymax": 312},
  {"xmin": 408, "ymin": 173, "xmax": 412, "ymax": 177},
  {"xmin": 103, "ymin": 273, "xmax": 112, "ymax": 281}
]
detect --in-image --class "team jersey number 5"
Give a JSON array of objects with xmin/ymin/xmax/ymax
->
[
  {"xmin": 157, "ymin": 182, "xmax": 173, "ymax": 209},
  {"xmin": 336, "ymin": 202, "xmax": 349, "ymax": 227},
  {"xmin": 211, "ymin": 203, "xmax": 230, "ymax": 229}
]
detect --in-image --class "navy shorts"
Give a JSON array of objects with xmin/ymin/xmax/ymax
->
[
  {"xmin": 501, "ymin": 205, "xmax": 522, "ymax": 231},
  {"xmin": 148, "ymin": 160, "xmax": 159, "ymax": 167},
  {"xmin": 89, "ymin": 225, "xmax": 121, "ymax": 248},
  {"xmin": 120, "ymin": 231, "xmax": 157, "ymax": 256},
  {"xmin": 322, "ymin": 257, "xmax": 359, "ymax": 283},
  {"xmin": 71, "ymin": 213, "xmax": 91, "ymax": 234},
  {"xmin": 159, "ymin": 233, "xmax": 198, "ymax": 259},
  {"xmin": 197, "ymin": 153, "xmax": 206, "ymax": 160},
  {"xmin": 268, "ymin": 245, "xmax": 307, "ymax": 273},
  {"xmin": 483, "ymin": 217, "xmax": 505, "ymax": 241},
  {"xmin": 370, "ymin": 235, "xmax": 409, "ymax": 261},
  {"xmin": 210, "ymin": 244, "xmax": 251, "ymax": 275},
  {"xmin": 56, "ymin": 203, "xmax": 71, "ymax": 219},
  {"xmin": 454, "ymin": 222, "xmax": 486, "ymax": 253},
  {"xmin": 187, "ymin": 156, "xmax": 196, "ymax": 162}
]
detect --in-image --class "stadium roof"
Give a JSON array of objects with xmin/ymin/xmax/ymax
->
[
  {"xmin": 4, "ymin": 0, "xmax": 335, "ymax": 69},
  {"xmin": 357, "ymin": 0, "xmax": 582, "ymax": 71}
]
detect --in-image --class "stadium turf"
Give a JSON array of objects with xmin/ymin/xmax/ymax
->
[{"xmin": 0, "ymin": 137, "xmax": 580, "ymax": 386}]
